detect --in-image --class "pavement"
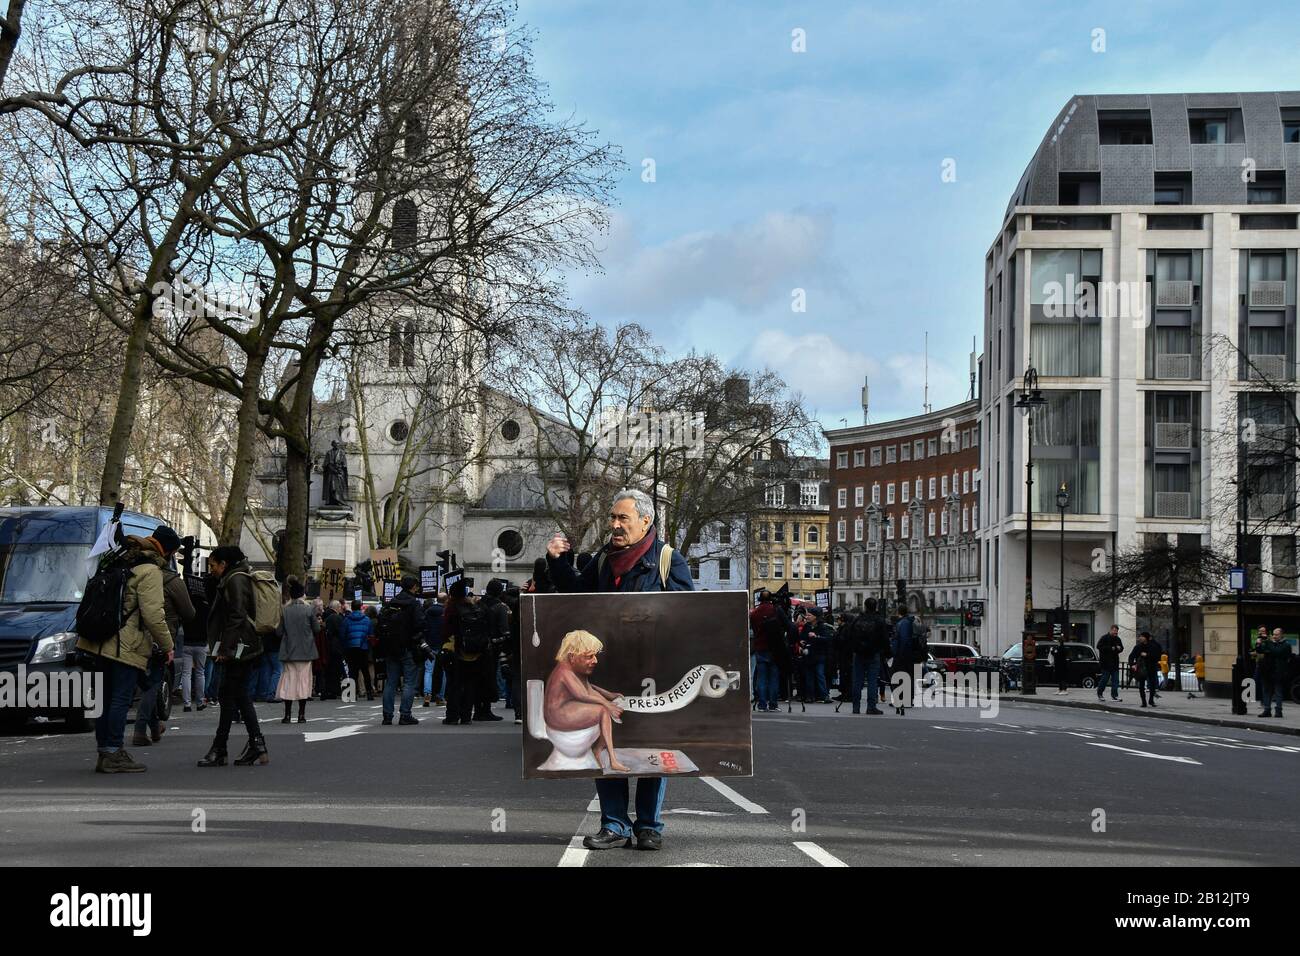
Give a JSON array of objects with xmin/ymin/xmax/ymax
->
[
  {"xmin": 1, "ymin": 694, "xmax": 1297, "ymax": 866},
  {"xmin": 1002, "ymin": 688, "xmax": 1300, "ymax": 735}
]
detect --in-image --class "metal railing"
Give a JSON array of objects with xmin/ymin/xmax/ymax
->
[
  {"xmin": 1154, "ymin": 422, "xmax": 1193, "ymax": 448},
  {"xmin": 1156, "ymin": 280, "xmax": 1194, "ymax": 307},
  {"xmin": 1155, "ymin": 353, "xmax": 1193, "ymax": 379},
  {"xmin": 1154, "ymin": 491, "xmax": 1193, "ymax": 517},
  {"xmin": 1247, "ymin": 354, "xmax": 1288, "ymax": 381},
  {"xmin": 1249, "ymin": 280, "xmax": 1287, "ymax": 308}
]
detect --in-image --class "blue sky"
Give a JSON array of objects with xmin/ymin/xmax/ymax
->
[{"xmin": 514, "ymin": 0, "xmax": 1300, "ymax": 438}]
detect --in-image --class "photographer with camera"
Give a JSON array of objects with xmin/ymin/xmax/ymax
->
[{"xmin": 132, "ymin": 526, "xmax": 194, "ymax": 748}]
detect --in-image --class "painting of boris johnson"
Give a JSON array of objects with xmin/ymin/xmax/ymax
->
[{"xmin": 520, "ymin": 590, "xmax": 752, "ymax": 780}]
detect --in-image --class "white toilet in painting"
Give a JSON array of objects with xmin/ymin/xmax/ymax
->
[{"xmin": 527, "ymin": 679, "xmax": 602, "ymax": 771}]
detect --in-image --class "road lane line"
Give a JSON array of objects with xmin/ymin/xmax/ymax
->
[
  {"xmin": 1086, "ymin": 742, "xmax": 1202, "ymax": 765},
  {"xmin": 557, "ymin": 835, "xmax": 589, "ymax": 867},
  {"xmin": 794, "ymin": 841, "xmax": 847, "ymax": 867},
  {"xmin": 587, "ymin": 797, "xmax": 600, "ymax": 812},
  {"xmin": 699, "ymin": 776, "xmax": 767, "ymax": 813},
  {"xmin": 303, "ymin": 724, "xmax": 367, "ymax": 742}
]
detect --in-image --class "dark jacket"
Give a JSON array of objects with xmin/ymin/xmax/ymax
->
[
  {"xmin": 1259, "ymin": 638, "xmax": 1294, "ymax": 685},
  {"xmin": 160, "ymin": 568, "xmax": 197, "ymax": 643},
  {"xmin": 206, "ymin": 560, "xmax": 259, "ymax": 660},
  {"xmin": 424, "ymin": 601, "xmax": 444, "ymax": 649},
  {"xmin": 892, "ymin": 614, "xmax": 916, "ymax": 666},
  {"xmin": 383, "ymin": 589, "xmax": 426, "ymax": 657},
  {"xmin": 546, "ymin": 533, "xmax": 694, "ymax": 594},
  {"xmin": 479, "ymin": 595, "xmax": 510, "ymax": 649},
  {"xmin": 852, "ymin": 613, "xmax": 891, "ymax": 659},
  {"xmin": 1128, "ymin": 640, "xmax": 1159, "ymax": 677},
  {"xmin": 1097, "ymin": 632, "xmax": 1123, "ymax": 669}
]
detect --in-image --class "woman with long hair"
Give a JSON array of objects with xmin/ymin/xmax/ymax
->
[{"xmin": 276, "ymin": 578, "xmax": 319, "ymax": 723}]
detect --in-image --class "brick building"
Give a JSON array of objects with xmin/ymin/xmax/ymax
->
[{"xmin": 823, "ymin": 400, "xmax": 983, "ymax": 645}]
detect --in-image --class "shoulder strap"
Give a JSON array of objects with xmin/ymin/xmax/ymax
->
[
  {"xmin": 658, "ymin": 545, "xmax": 673, "ymax": 587},
  {"xmin": 597, "ymin": 551, "xmax": 606, "ymax": 580}
]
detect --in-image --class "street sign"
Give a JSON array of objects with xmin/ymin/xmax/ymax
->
[
  {"xmin": 1229, "ymin": 566, "xmax": 1246, "ymax": 592},
  {"xmin": 963, "ymin": 599, "xmax": 985, "ymax": 626}
]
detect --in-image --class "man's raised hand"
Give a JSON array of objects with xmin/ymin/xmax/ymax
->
[{"xmin": 546, "ymin": 533, "xmax": 571, "ymax": 559}]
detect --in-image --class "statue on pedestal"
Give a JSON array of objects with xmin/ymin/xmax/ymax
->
[{"xmin": 322, "ymin": 440, "xmax": 350, "ymax": 507}]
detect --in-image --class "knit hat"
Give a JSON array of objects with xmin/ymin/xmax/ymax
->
[{"xmin": 152, "ymin": 525, "xmax": 182, "ymax": 555}]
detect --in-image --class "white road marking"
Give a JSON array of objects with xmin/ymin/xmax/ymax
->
[
  {"xmin": 664, "ymin": 808, "xmax": 732, "ymax": 816},
  {"xmin": 586, "ymin": 797, "xmax": 600, "ymax": 812},
  {"xmin": 557, "ymin": 835, "xmax": 589, "ymax": 868},
  {"xmin": 794, "ymin": 841, "xmax": 848, "ymax": 867},
  {"xmin": 699, "ymin": 777, "xmax": 767, "ymax": 814},
  {"xmin": 303, "ymin": 724, "xmax": 367, "ymax": 743},
  {"xmin": 1086, "ymin": 742, "xmax": 1202, "ymax": 765}
]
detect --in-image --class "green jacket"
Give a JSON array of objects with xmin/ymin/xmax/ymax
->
[{"xmin": 75, "ymin": 537, "xmax": 174, "ymax": 672}]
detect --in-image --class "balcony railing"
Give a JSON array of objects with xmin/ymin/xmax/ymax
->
[
  {"xmin": 1249, "ymin": 280, "xmax": 1287, "ymax": 307},
  {"xmin": 1156, "ymin": 280, "xmax": 1195, "ymax": 307},
  {"xmin": 1154, "ymin": 491, "xmax": 1193, "ymax": 518},
  {"xmin": 1271, "ymin": 566, "xmax": 1297, "ymax": 591},
  {"xmin": 1251, "ymin": 422, "xmax": 1291, "ymax": 452},
  {"xmin": 1154, "ymin": 422, "xmax": 1193, "ymax": 448},
  {"xmin": 1155, "ymin": 353, "xmax": 1193, "ymax": 379},
  {"xmin": 1247, "ymin": 354, "xmax": 1288, "ymax": 381}
]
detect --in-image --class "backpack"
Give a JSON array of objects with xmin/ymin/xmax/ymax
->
[
  {"xmin": 229, "ymin": 569, "xmax": 282, "ymax": 636},
  {"xmin": 376, "ymin": 604, "xmax": 404, "ymax": 656},
  {"xmin": 596, "ymin": 544, "xmax": 675, "ymax": 588},
  {"xmin": 74, "ymin": 550, "xmax": 152, "ymax": 646},
  {"xmin": 849, "ymin": 614, "xmax": 881, "ymax": 654},
  {"xmin": 458, "ymin": 602, "xmax": 492, "ymax": 655}
]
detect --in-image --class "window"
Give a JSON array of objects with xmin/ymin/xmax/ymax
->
[
  {"xmin": 765, "ymin": 483, "xmax": 785, "ymax": 507},
  {"xmin": 871, "ymin": 484, "xmax": 880, "ymax": 504},
  {"xmin": 837, "ymin": 488, "xmax": 847, "ymax": 508},
  {"xmin": 941, "ymin": 475, "xmax": 949, "ymax": 497},
  {"xmin": 793, "ymin": 523, "xmax": 801, "ymax": 544},
  {"xmin": 886, "ymin": 445, "xmax": 897, "ymax": 463},
  {"xmin": 854, "ymin": 517, "xmax": 863, "ymax": 541},
  {"xmin": 887, "ymin": 483, "xmax": 896, "ymax": 504},
  {"xmin": 928, "ymin": 437, "xmax": 938, "ymax": 456},
  {"xmin": 855, "ymin": 486, "xmax": 864, "ymax": 507},
  {"xmin": 774, "ymin": 523, "xmax": 785, "ymax": 543},
  {"xmin": 915, "ymin": 478, "xmax": 922, "ymax": 500},
  {"xmin": 689, "ymin": 558, "xmax": 700, "ymax": 580},
  {"xmin": 929, "ymin": 478, "xmax": 937, "ymax": 499},
  {"xmin": 973, "ymin": 505, "xmax": 979, "ymax": 528},
  {"xmin": 851, "ymin": 553, "xmax": 863, "ymax": 581},
  {"xmin": 1248, "ymin": 172, "xmax": 1285, "ymax": 205},
  {"xmin": 758, "ymin": 523, "xmax": 768, "ymax": 542},
  {"xmin": 806, "ymin": 558, "xmax": 821, "ymax": 580},
  {"xmin": 807, "ymin": 525, "xmax": 819, "ymax": 544},
  {"xmin": 972, "ymin": 428, "xmax": 979, "ymax": 447},
  {"xmin": 773, "ymin": 558, "xmax": 784, "ymax": 579},
  {"xmin": 837, "ymin": 520, "xmax": 846, "ymax": 542},
  {"xmin": 901, "ymin": 443, "xmax": 911, "ymax": 461},
  {"xmin": 901, "ymin": 514, "xmax": 910, "ymax": 538},
  {"xmin": 837, "ymin": 452, "xmax": 848, "ymax": 468},
  {"xmin": 1031, "ymin": 390, "xmax": 1101, "ymax": 513},
  {"xmin": 901, "ymin": 483, "xmax": 909, "ymax": 502},
  {"xmin": 870, "ymin": 448, "xmax": 882, "ymax": 466},
  {"xmin": 1284, "ymin": 108, "xmax": 1300, "ymax": 144},
  {"xmin": 757, "ymin": 558, "xmax": 769, "ymax": 578},
  {"xmin": 719, "ymin": 558, "xmax": 731, "ymax": 582},
  {"xmin": 719, "ymin": 523, "xmax": 732, "ymax": 544},
  {"xmin": 940, "ymin": 510, "xmax": 948, "ymax": 535},
  {"xmin": 800, "ymin": 481, "xmax": 820, "ymax": 506},
  {"xmin": 963, "ymin": 471, "xmax": 970, "ymax": 494},
  {"xmin": 1031, "ymin": 249, "xmax": 1102, "ymax": 376},
  {"xmin": 855, "ymin": 449, "xmax": 866, "ymax": 467},
  {"xmin": 962, "ymin": 429, "xmax": 971, "ymax": 449},
  {"xmin": 389, "ymin": 420, "xmax": 410, "ymax": 442},
  {"xmin": 500, "ymin": 419, "xmax": 520, "ymax": 442},
  {"xmin": 928, "ymin": 511, "xmax": 936, "ymax": 536},
  {"xmin": 885, "ymin": 516, "xmax": 894, "ymax": 539},
  {"xmin": 392, "ymin": 198, "xmax": 418, "ymax": 247},
  {"xmin": 914, "ymin": 440, "xmax": 924, "ymax": 459},
  {"xmin": 962, "ymin": 506, "xmax": 969, "ymax": 531}
]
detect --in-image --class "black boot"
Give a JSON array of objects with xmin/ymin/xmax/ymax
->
[
  {"xmin": 197, "ymin": 739, "xmax": 228, "ymax": 767},
  {"xmin": 234, "ymin": 734, "xmax": 269, "ymax": 766}
]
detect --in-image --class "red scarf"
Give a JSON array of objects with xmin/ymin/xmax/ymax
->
[{"xmin": 607, "ymin": 528, "xmax": 657, "ymax": 583}]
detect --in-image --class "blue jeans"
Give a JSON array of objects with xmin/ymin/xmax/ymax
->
[
  {"xmin": 1096, "ymin": 667, "xmax": 1120, "ymax": 699},
  {"xmin": 250, "ymin": 652, "xmax": 283, "ymax": 700},
  {"xmin": 384, "ymin": 652, "xmax": 418, "ymax": 718},
  {"xmin": 801, "ymin": 657, "xmax": 827, "ymax": 700},
  {"xmin": 133, "ymin": 657, "xmax": 166, "ymax": 734},
  {"xmin": 94, "ymin": 659, "xmax": 143, "ymax": 754},
  {"xmin": 1260, "ymin": 681, "xmax": 1285, "ymax": 715},
  {"xmin": 754, "ymin": 652, "xmax": 779, "ymax": 709},
  {"xmin": 852, "ymin": 653, "xmax": 881, "ymax": 712},
  {"xmin": 595, "ymin": 777, "xmax": 666, "ymax": 837}
]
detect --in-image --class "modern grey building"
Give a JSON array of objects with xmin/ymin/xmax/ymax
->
[{"xmin": 979, "ymin": 92, "xmax": 1300, "ymax": 683}]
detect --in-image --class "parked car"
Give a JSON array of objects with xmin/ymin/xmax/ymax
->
[
  {"xmin": 0, "ymin": 506, "xmax": 172, "ymax": 732},
  {"xmin": 1001, "ymin": 640, "xmax": 1102, "ymax": 689},
  {"xmin": 928, "ymin": 642, "xmax": 981, "ymax": 673}
]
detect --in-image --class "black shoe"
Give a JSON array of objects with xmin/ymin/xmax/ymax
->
[
  {"xmin": 474, "ymin": 710, "xmax": 504, "ymax": 721},
  {"xmin": 1258, "ymin": 711, "xmax": 1271, "ymax": 718},
  {"xmin": 197, "ymin": 743, "xmax": 228, "ymax": 767},
  {"xmin": 459, "ymin": 718, "xmax": 473, "ymax": 725},
  {"xmin": 635, "ymin": 830, "xmax": 663, "ymax": 851},
  {"xmin": 183, "ymin": 705, "xmax": 192, "ymax": 712},
  {"xmin": 582, "ymin": 828, "xmax": 632, "ymax": 850},
  {"xmin": 382, "ymin": 715, "xmax": 393, "ymax": 725},
  {"xmin": 851, "ymin": 708, "xmax": 860, "ymax": 714},
  {"xmin": 442, "ymin": 717, "xmax": 459, "ymax": 725},
  {"xmin": 865, "ymin": 708, "xmax": 883, "ymax": 715},
  {"xmin": 399, "ymin": 715, "xmax": 419, "ymax": 726},
  {"xmin": 233, "ymin": 735, "xmax": 269, "ymax": 766}
]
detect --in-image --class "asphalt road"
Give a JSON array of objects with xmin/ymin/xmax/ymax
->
[{"xmin": 1, "ymin": 694, "xmax": 1297, "ymax": 867}]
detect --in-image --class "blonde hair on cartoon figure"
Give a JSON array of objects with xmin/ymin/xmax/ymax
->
[{"xmin": 555, "ymin": 629, "xmax": 604, "ymax": 663}]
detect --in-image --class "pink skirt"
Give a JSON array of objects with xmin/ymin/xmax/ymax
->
[{"xmin": 277, "ymin": 661, "xmax": 314, "ymax": 701}]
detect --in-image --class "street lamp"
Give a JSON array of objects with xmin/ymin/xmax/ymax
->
[
  {"xmin": 1056, "ymin": 481, "xmax": 1069, "ymax": 615},
  {"xmin": 1013, "ymin": 366, "xmax": 1048, "ymax": 695}
]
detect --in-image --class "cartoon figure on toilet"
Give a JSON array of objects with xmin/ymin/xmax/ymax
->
[{"xmin": 530, "ymin": 629, "xmax": 629, "ymax": 772}]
